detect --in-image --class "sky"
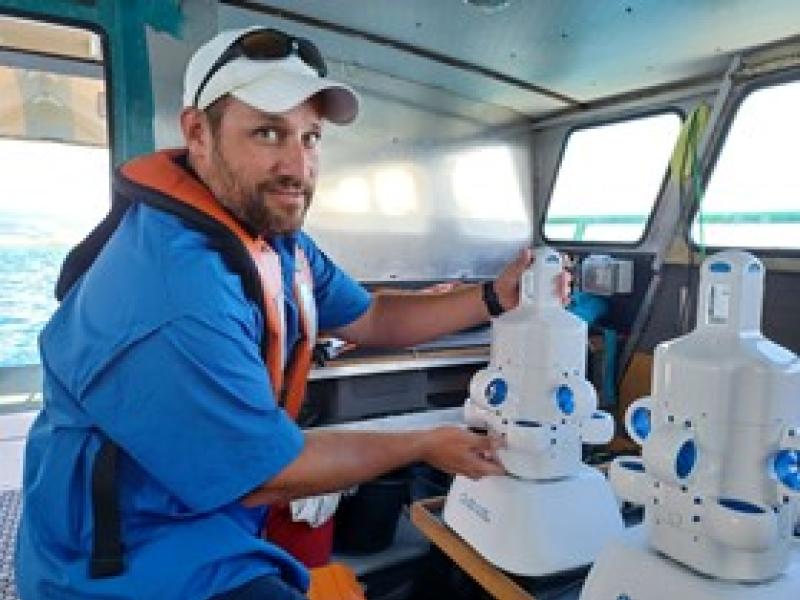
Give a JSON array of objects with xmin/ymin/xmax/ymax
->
[{"xmin": 0, "ymin": 138, "xmax": 109, "ymax": 246}]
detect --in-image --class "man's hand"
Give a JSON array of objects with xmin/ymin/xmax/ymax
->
[
  {"xmin": 494, "ymin": 248, "xmax": 533, "ymax": 312},
  {"xmin": 243, "ymin": 426, "xmax": 507, "ymax": 507},
  {"xmin": 494, "ymin": 248, "xmax": 573, "ymax": 311},
  {"xmin": 418, "ymin": 426, "xmax": 506, "ymax": 480},
  {"xmin": 558, "ymin": 265, "xmax": 573, "ymax": 305}
]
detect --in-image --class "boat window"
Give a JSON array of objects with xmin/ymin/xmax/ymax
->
[
  {"xmin": 542, "ymin": 112, "xmax": 681, "ymax": 244},
  {"xmin": 0, "ymin": 15, "xmax": 108, "ymax": 406},
  {"xmin": 690, "ymin": 79, "xmax": 800, "ymax": 250}
]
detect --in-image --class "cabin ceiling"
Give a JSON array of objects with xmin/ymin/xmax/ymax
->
[{"xmin": 222, "ymin": 0, "xmax": 800, "ymax": 123}]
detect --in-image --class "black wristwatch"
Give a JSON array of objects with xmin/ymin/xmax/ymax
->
[{"xmin": 482, "ymin": 280, "xmax": 505, "ymax": 317}]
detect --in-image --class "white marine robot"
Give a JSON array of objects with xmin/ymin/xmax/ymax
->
[
  {"xmin": 443, "ymin": 246, "xmax": 623, "ymax": 576},
  {"xmin": 582, "ymin": 250, "xmax": 800, "ymax": 600}
]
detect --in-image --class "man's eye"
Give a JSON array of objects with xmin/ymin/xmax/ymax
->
[
  {"xmin": 304, "ymin": 131, "xmax": 322, "ymax": 149},
  {"xmin": 255, "ymin": 127, "xmax": 281, "ymax": 142}
]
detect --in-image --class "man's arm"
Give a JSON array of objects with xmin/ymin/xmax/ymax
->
[
  {"xmin": 335, "ymin": 248, "xmax": 534, "ymax": 347},
  {"xmin": 242, "ymin": 426, "xmax": 504, "ymax": 507}
]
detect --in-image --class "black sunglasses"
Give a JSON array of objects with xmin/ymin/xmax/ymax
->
[{"xmin": 193, "ymin": 28, "xmax": 328, "ymax": 107}]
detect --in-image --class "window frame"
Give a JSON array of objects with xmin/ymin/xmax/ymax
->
[
  {"xmin": 539, "ymin": 107, "xmax": 684, "ymax": 249},
  {"xmin": 686, "ymin": 69, "xmax": 800, "ymax": 256},
  {"xmin": 0, "ymin": 9, "xmax": 111, "ymax": 410},
  {"xmin": 0, "ymin": 5, "xmax": 113, "ymax": 155}
]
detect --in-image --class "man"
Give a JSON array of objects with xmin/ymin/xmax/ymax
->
[{"xmin": 15, "ymin": 27, "xmax": 546, "ymax": 599}]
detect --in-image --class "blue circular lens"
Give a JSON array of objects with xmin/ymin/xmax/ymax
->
[
  {"xmin": 675, "ymin": 439, "xmax": 697, "ymax": 479},
  {"xmin": 631, "ymin": 406, "xmax": 651, "ymax": 440},
  {"xmin": 774, "ymin": 449, "xmax": 800, "ymax": 491},
  {"xmin": 555, "ymin": 385, "xmax": 574, "ymax": 415},
  {"xmin": 485, "ymin": 378, "xmax": 508, "ymax": 406}
]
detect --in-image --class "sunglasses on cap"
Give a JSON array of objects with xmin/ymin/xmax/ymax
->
[{"xmin": 193, "ymin": 28, "xmax": 328, "ymax": 108}]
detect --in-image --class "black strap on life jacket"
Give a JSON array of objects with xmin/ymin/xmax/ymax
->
[
  {"xmin": 56, "ymin": 156, "xmax": 267, "ymax": 580},
  {"xmin": 89, "ymin": 440, "xmax": 124, "ymax": 578},
  {"xmin": 55, "ymin": 179, "xmax": 132, "ymax": 579},
  {"xmin": 55, "ymin": 195, "xmax": 131, "ymax": 301}
]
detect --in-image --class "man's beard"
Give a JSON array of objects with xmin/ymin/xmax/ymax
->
[{"xmin": 211, "ymin": 145, "xmax": 313, "ymax": 238}]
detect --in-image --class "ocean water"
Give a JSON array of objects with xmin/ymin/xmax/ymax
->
[
  {"xmin": 0, "ymin": 245, "xmax": 67, "ymax": 367},
  {"xmin": 0, "ymin": 140, "xmax": 110, "ymax": 368}
]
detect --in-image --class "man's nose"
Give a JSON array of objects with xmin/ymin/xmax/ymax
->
[{"xmin": 275, "ymin": 137, "xmax": 313, "ymax": 181}]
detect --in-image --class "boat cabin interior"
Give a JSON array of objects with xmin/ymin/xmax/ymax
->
[{"xmin": 1, "ymin": 1, "xmax": 799, "ymax": 599}]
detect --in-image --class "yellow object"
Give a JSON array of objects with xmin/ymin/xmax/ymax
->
[
  {"xmin": 308, "ymin": 563, "xmax": 366, "ymax": 600},
  {"xmin": 670, "ymin": 102, "xmax": 711, "ymax": 183}
]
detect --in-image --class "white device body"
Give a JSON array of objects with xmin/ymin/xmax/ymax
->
[
  {"xmin": 443, "ymin": 246, "xmax": 623, "ymax": 575},
  {"xmin": 582, "ymin": 250, "xmax": 800, "ymax": 599},
  {"xmin": 582, "ymin": 525, "xmax": 800, "ymax": 600}
]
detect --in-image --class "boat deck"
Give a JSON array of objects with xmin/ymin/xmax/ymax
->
[{"xmin": 0, "ymin": 410, "xmax": 30, "ymax": 600}]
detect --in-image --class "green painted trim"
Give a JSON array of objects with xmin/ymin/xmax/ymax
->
[
  {"xmin": 546, "ymin": 212, "xmax": 800, "ymax": 241},
  {"xmin": 547, "ymin": 215, "xmax": 647, "ymax": 225},
  {"xmin": 548, "ymin": 212, "xmax": 800, "ymax": 226},
  {"xmin": 99, "ymin": 1, "xmax": 184, "ymax": 163},
  {"xmin": 141, "ymin": 0, "xmax": 183, "ymax": 36},
  {"xmin": 696, "ymin": 211, "xmax": 800, "ymax": 224},
  {"xmin": 100, "ymin": 1, "xmax": 154, "ymax": 163},
  {"xmin": 113, "ymin": 1, "xmax": 183, "ymax": 161},
  {"xmin": 0, "ymin": 0, "xmax": 97, "ymax": 23}
]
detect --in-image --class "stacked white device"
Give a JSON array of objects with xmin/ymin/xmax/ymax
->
[
  {"xmin": 443, "ymin": 247, "xmax": 623, "ymax": 576},
  {"xmin": 582, "ymin": 250, "xmax": 800, "ymax": 599}
]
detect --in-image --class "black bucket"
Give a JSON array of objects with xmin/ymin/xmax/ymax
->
[
  {"xmin": 408, "ymin": 463, "xmax": 451, "ymax": 503},
  {"xmin": 334, "ymin": 474, "xmax": 409, "ymax": 554}
]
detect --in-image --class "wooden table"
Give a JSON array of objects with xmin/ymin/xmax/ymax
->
[{"xmin": 409, "ymin": 497, "xmax": 536, "ymax": 600}]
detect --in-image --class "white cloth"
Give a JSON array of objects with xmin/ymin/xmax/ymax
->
[{"xmin": 289, "ymin": 492, "xmax": 342, "ymax": 528}]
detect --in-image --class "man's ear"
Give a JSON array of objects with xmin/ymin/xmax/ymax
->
[{"xmin": 180, "ymin": 108, "xmax": 210, "ymax": 158}]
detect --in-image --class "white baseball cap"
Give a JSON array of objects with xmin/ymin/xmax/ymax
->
[{"xmin": 183, "ymin": 26, "xmax": 359, "ymax": 124}]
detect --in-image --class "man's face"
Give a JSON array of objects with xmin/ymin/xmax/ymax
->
[{"xmin": 200, "ymin": 97, "xmax": 322, "ymax": 237}]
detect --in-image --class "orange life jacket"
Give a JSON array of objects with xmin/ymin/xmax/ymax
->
[
  {"xmin": 70, "ymin": 149, "xmax": 363, "ymax": 598},
  {"xmin": 119, "ymin": 149, "xmax": 317, "ymax": 418},
  {"xmin": 123, "ymin": 150, "xmax": 348, "ymax": 570}
]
